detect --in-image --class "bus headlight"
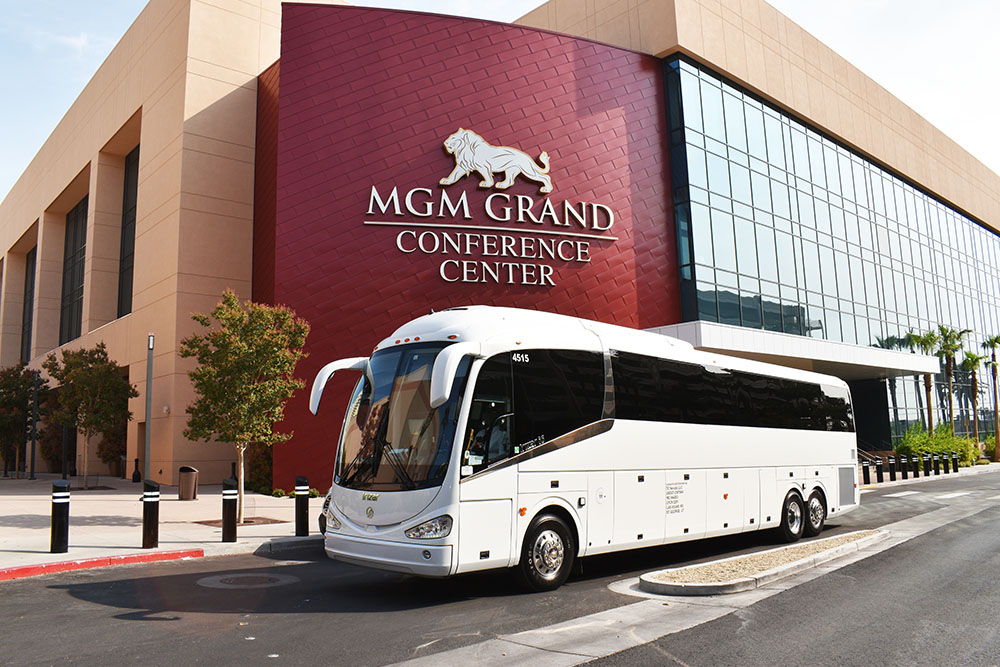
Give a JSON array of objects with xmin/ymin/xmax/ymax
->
[{"xmin": 405, "ymin": 515, "xmax": 453, "ymax": 539}]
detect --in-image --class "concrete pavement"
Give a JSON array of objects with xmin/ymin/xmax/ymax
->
[{"xmin": 0, "ymin": 472, "xmax": 325, "ymax": 580}]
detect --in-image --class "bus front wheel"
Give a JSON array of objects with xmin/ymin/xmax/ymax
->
[
  {"xmin": 515, "ymin": 514, "xmax": 575, "ymax": 592},
  {"xmin": 778, "ymin": 492, "xmax": 805, "ymax": 543}
]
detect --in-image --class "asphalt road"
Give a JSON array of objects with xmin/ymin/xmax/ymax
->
[{"xmin": 2, "ymin": 471, "xmax": 998, "ymax": 666}]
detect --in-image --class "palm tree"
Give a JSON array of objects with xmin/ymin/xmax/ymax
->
[
  {"xmin": 960, "ymin": 351, "xmax": 986, "ymax": 445},
  {"xmin": 983, "ymin": 335, "xmax": 1000, "ymax": 462},
  {"xmin": 874, "ymin": 335, "xmax": 904, "ymax": 430},
  {"xmin": 935, "ymin": 325, "xmax": 971, "ymax": 434},
  {"xmin": 905, "ymin": 330, "xmax": 940, "ymax": 433}
]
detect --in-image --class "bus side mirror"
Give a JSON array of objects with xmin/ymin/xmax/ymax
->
[
  {"xmin": 430, "ymin": 342, "xmax": 480, "ymax": 409},
  {"xmin": 309, "ymin": 357, "xmax": 368, "ymax": 414}
]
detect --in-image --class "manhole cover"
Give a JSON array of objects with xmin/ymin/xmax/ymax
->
[{"xmin": 196, "ymin": 573, "xmax": 300, "ymax": 590}]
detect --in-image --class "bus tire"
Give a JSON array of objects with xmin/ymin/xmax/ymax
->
[
  {"xmin": 804, "ymin": 491, "xmax": 826, "ymax": 537},
  {"xmin": 515, "ymin": 514, "xmax": 575, "ymax": 592},
  {"xmin": 778, "ymin": 491, "xmax": 805, "ymax": 543}
]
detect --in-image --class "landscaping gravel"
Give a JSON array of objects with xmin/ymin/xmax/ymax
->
[{"xmin": 651, "ymin": 531, "xmax": 879, "ymax": 584}]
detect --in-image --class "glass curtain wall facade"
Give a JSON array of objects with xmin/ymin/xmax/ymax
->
[{"xmin": 665, "ymin": 56, "xmax": 1000, "ymax": 445}]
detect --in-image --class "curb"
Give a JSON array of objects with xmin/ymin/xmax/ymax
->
[
  {"xmin": 0, "ymin": 549, "xmax": 205, "ymax": 582},
  {"xmin": 638, "ymin": 530, "xmax": 890, "ymax": 596},
  {"xmin": 252, "ymin": 535, "xmax": 324, "ymax": 555}
]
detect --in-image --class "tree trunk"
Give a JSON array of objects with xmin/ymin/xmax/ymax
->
[
  {"xmin": 82, "ymin": 431, "xmax": 90, "ymax": 490},
  {"xmin": 947, "ymin": 357, "xmax": 955, "ymax": 435},
  {"xmin": 237, "ymin": 444, "xmax": 246, "ymax": 524},
  {"xmin": 924, "ymin": 373, "xmax": 934, "ymax": 433},
  {"xmin": 14, "ymin": 440, "xmax": 20, "ymax": 480},
  {"xmin": 994, "ymin": 354, "xmax": 1000, "ymax": 462},
  {"xmin": 972, "ymin": 371, "xmax": 980, "ymax": 446}
]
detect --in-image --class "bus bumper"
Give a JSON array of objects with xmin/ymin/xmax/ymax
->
[{"xmin": 324, "ymin": 532, "xmax": 453, "ymax": 577}]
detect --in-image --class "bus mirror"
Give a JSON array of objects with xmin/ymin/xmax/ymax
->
[
  {"xmin": 430, "ymin": 342, "xmax": 480, "ymax": 409},
  {"xmin": 309, "ymin": 357, "xmax": 368, "ymax": 415}
]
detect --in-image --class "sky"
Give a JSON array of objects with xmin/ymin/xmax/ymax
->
[{"xmin": 1, "ymin": 0, "xmax": 997, "ymax": 202}]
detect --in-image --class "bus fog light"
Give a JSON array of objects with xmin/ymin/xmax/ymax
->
[
  {"xmin": 405, "ymin": 515, "xmax": 453, "ymax": 539},
  {"xmin": 422, "ymin": 550, "xmax": 432, "ymax": 560}
]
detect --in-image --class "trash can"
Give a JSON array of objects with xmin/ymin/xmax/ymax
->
[{"xmin": 178, "ymin": 465, "xmax": 199, "ymax": 500}]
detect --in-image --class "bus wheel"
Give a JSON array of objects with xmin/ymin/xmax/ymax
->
[
  {"xmin": 516, "ymin": 514, "xmax": 575, "ymax": 592},
  {"xmin": 779, "ymin": 492, "xmax": 805, "ymax": 543},
  {"xmin": 804, "ymin": 491, "xmax": 826, "ymax": 537}
]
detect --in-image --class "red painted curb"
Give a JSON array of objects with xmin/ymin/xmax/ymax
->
[{"xmin": 0, "ymin": 549, "xmax": 205, "ymax": 582}]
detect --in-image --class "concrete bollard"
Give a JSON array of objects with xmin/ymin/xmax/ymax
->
[
  {"xmin": 900, "ymin": 455, "xmax": 908, "ymax": 480},
  {"xmin": 295, "ymin": 476, "xmax": 310, "ymax": 537},
  {"xmin": 50, "ymin": 481, "xmax": 70, "ymax": 554},
  {"xmin": 142, "ymin": 480, "xmax": 160, "ymax": 549},
  {"xmin": 222, "ymin": 477, "xmax": 238, "ymax": 542},
  {"xmin": 875, "ymin": 458, "xmax": 884, "ymax": 484}
]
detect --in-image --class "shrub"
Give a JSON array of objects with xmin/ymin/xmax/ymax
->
[
  {"xmin": 894, "ymin": 424, "xmax": 977, "ymax": 467},
  {"xmin": 308, "ymin": 487, "xmax": 320, "ymax": 498},
  {"xmin": 271, "ymin": 488, "xmax": 286, "ymax": 498},
  {"xmin": 985, "ymin": 435, "xmax": 996, "ymax": 461}
]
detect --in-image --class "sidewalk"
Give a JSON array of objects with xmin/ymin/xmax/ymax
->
[{"xmin": 0, "ymin": 472, "xmax": 326, "ymax": 581}]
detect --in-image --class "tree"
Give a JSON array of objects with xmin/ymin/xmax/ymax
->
[
  {"xmin": 180, "ymin": 290, "xmax": 310, "ymax": 523},
  {"xmin": 959, "ymin": 351, "xmax": 987, "ymax": 446},
  {"xmin": 984, "ymin": 335, "xmax": 1000, "ymax": 462},
  {"xmin": 42, "ymin": 343, "xmax": 138, "ymax": 489},
  {"xmin": 0, "ymin": 364, "xmax": 49, "ymax": 478},
  {"xmin": 905, "ymin": 330, "xmax": 940, "ymax": 433},
  {"xmin": 935, "ymin": 325, "xmax": 971, "ymax": 435}
]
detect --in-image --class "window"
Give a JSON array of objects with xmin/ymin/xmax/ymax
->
[
  {"xmin": 20, "ymin": 247, "xmax": 36, "ymax": 362},
  {"xmin": 612, "ymin": 350, "xmax": 854, "ymax": 432},
  {"xmin": 118, "ymin": 145, "xmax": 139, "ymax": 317},
  {"xmin": 462, "ymin": 350, "xmax": 605, "ymax": 474},
  {"xmin": 60, "ymin": 196, "xmax": 87, "ymax": 345}
]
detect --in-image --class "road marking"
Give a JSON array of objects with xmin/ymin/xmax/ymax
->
[
  {"xmin": 934, "ymin": 492, "xmax": 970, "ymax": 499},
  {"xmin": 860, "ymin": 489, "xmax": 874, "ymax": 494},
  {"xmin": 884, "ymin": 491, "xmax": 920, "ymax": 498},
  {"xmin": 989, "ymin": 494, "xmax": 1000, "ymax": 500}
]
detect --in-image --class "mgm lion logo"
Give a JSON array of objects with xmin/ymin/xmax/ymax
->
[{"xmin": 439, "ymin": 128, "xmax": 553, "ymax": 194}]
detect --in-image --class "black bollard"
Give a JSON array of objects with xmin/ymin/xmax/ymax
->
[
  {"xmin": 952, "ymin": 451, "xmax": 959, "ymax": 473},
  {"xmin": 943, "ymin": 451, "xmax": 951, "ymax": 474},
  {"xmin": 888, "ymin": 456, "xmax": 897, "ymax": 482},
  {"xmin": 900, "ymin": 455, "xmax": 908, "ymax": 480},
  {"xmin": 912, "ymin": 455, "xmax": 920, "ymax": 478},
  {"xmin": 923, "ymin": 453, "xmax": 931, "ymax": 476},
  {"xmin": 295, "ymin": 476, "xmax": 309, "ymax": 537},
  {"xmin": 875, "ymin": 458, "xmax": 884, "ymax": 483},
  {"xmin": 933, "ymin": 454, "xmax": 940, "ymax": 475},
  {"xmin": 142, "ymin": 480, "xmax": 160, "ymax": 548},
  {"xmin": 132, "ymin": 458, "xmax": 141, "ymax": 483},
  {"xmin": 862, "ymin": 460, "xmax": 871, "ymax": 485},
  {"xmin": 222, "ymin": 477, "xmax": 238, "ymax": 542},
  {"xmin": 50, "ymin": 481, "xmax": 70, "ymax": 553}
]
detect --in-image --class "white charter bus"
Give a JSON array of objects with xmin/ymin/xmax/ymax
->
[{"xmin": 310, "ymin": 306, "xmax": 859, "ymax": 591}]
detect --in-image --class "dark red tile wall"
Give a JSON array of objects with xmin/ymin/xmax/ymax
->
[
  {"xmin": 253, "ymin": 60, "xmax": 280, "ymax": 305},
  {"xmin": 270, "ymin": 4, "xmax": 679, "ymax": 488}
]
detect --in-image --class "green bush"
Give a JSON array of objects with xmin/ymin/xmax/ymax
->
[
  {"xmin": 894, "ymin": 424, "xmax": 977, "ymax": 467},
  {"xmin": 308, "ymin": 487, "xmax": 320, "ymax": 498},
  {"xmin": 985, "ymin": 435, "xmax": 996, "ymax": 461},
  {"xmin": 271, "ymin": 488, "xmax": 287, "ymax": 498}
]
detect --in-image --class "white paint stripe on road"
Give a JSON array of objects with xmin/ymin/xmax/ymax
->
[
  {"xmin": 989, "ymin": 495, "xmax": 1000, "ymax": 500},
  {"xmin": 884, "ymin": 491, "xmax": 921, "ymax": 497},
  {"xmin": 934, "ymin": 492, "xmax": 970, "ymax": 499}
]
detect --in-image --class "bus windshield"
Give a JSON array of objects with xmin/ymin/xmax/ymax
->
[{"xmin": 335, "ymin": 342, "xmax": 465, "ymax": 491}]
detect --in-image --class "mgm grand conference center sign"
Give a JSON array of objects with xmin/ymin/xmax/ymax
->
[{"xmin": 363, "ymin": 129, "xmax": 617, "ymax": 286}]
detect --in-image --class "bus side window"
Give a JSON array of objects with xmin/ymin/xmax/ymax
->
[
  {"xmin": 463, "ymin": 354, "xmax": 513, "ymax": 473},
  {"xmin": 512, "ymin": 350, "xmax": 604, "ymax": 449}
]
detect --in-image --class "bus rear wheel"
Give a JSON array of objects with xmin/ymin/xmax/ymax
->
[
  {"xmin": 778, "ymin": 492, "xmax": 805, "ymax": 543},
  {"xmin": 804, "ymin": 491, "xmax": 826, "ymax": 537},
  {"xmin": 515, "ymin": 514, "xmax": 575, "ymax": 592}
]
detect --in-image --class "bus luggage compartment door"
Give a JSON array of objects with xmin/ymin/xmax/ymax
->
[
  {"xmin": 456, "ymin": 500, "xmax": 512, "ymax": 573},
  {"xmin": 585, "ymin": 472, "xmax": 613, "ymax": 555},
  {"xmin": 613, "ymin": 470, "xmax": 665, "ymax": 548}
]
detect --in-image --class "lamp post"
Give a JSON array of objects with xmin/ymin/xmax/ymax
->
[{"xmin": 144, "ymin": 333, "xmax": 153, "ymax": 481}]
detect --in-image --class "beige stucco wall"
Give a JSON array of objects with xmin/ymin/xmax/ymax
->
[
  {"xmin": 516, "ymin": 0, "xmax": 1000, "ymax": 232},
  {"xmin": 0, "ymin": 0, "xmax": 344, "ymax": 484}
]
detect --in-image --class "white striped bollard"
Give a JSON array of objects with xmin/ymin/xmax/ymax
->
[
  {"xmin": 51, "ymin": 480, "xmax": 70, "ymax": 553},
  {"xmin": 222, "ymin": 477, "xmax": 238, "ymax": 542},
  {"xmin": 142, "ymin": 480, "xmax": 160, "ymax": 548},
  {"xmin": 295, "ymin": 477, "xmax": 309, "ymax": 537}
]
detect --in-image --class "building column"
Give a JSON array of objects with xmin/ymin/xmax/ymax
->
[
  {"xmin": 33, "ymin": 210, "xmax": 66, "ymax": 357},
  {"xmin": 0, "ymin": 253, "xmax": 26, "ymax": 366},
  {"xmin": 82, "ymin": 151, "xmax": 125, "ymax": 333}
]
